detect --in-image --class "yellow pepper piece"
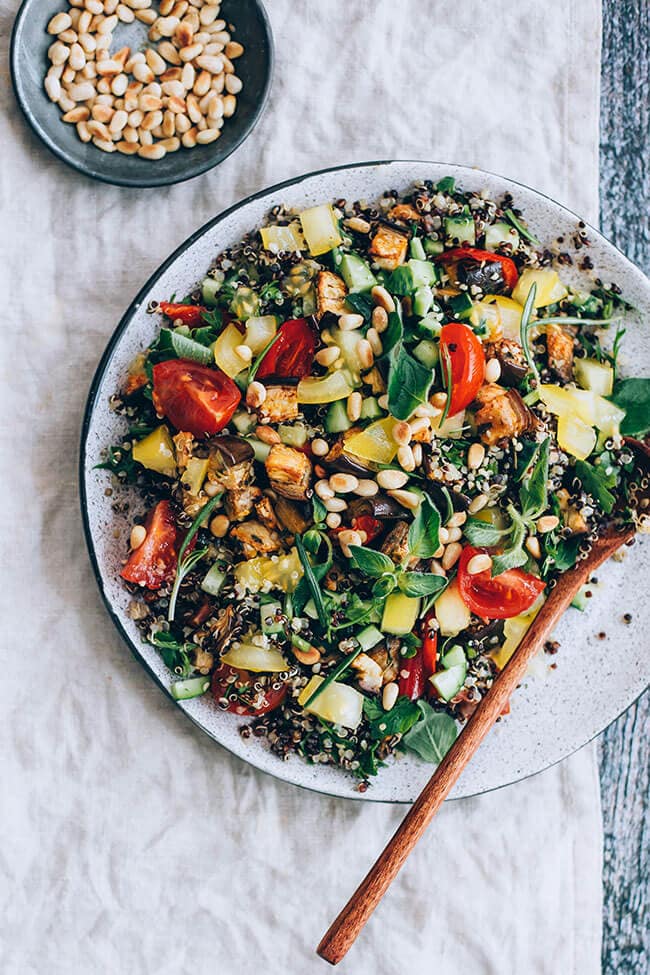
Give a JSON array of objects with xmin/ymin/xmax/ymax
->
[
  {"xmin": 299, "ymin": 204, "xmax": 342, "ymax": 257},
  {"xmin": 490, "ymin": 596, "xmax": 545, "ymax": 670},
  {"xmin": 181, "ymin": 457, "xmax": 209, "ymax": 496},
  {"xmin": 512, "ymin": 268, "xmax": 568, "ymax": 308},
  {"xmin": 234, "ymin": 547, "xmax": 303, "ymax": 594},
  {"xmin": 344, "ymin": 417, "xmax": 398, "ymax": 464},
  {"xmin": 213, "ymin": 323, "xmax": 250, "ymax": 379},
  {"xmin": 132, "ymin": 425, "xmax": 176, "ymax": 477}
]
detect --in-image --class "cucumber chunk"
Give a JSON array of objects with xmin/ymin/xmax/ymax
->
[
  {"xmin": 413, "ymin": 286, "xmax": 434, "ymax": 318},
  {"xmin": 381, "ymin": 593, "xmax": 421, "ymax": 635},
  {"xmin": 444, "ymin": 214, "xmax": 476, "ymax": 246},
  {"xmin": 340, "ymin": 253, "xmax": 377, "ymax": 293},
  {"xmin": 441, "ymin": 644, "xmax": 466, "ymax": 669},
  {"xmin": 356, "ymin": 625, "xmax": 384, "ymax": 652},
  {"xmin": 408, "ymin": 258, "xmax": 437, "ymax": 289},
  {"xmin": 261, "ymin": 600, "xmax": 284, "ymax": 634},
  {"xmin": 171, "ymin": 676, "xmax": 211, "ymax": 701},
  {"xmin": 449, "ymin": 292, "xmax": 474, "ymax": 320},
  {"xmin": 484, "ymin": 221, "xmax": 519, "ymax": 252},
  {"xmin": 325, "ymin": 398, "xmax": 353, "ymax": 434},
  {"xmin": 409, "ymin": 237, "xmax": 426, "ymax": 260},
  {"xmin": 360, "ymin": 396, "xmax": 383, "ymax": 420},
  {"xmin": 574, "ymin": 358, "xmax": 614, "ymax": 397},
  {"xmin": 412, "ymin": 339, "xmax": 439, "ymax": 370},
  {"xmin": 430, "ymin": 662, "xmax": 467, "ymax": 702},
  {"xmin": 201, "ymin": 564, "xmax": 226, "ymax": 596}
]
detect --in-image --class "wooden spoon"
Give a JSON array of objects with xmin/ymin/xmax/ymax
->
[{"xmin": 317, "ymin": 522, "xmax": 635, "ymax": 965}]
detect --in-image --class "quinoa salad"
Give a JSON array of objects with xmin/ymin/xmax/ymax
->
[{"xmin": 98, "ymin": 176, "xmax": 650, "ymax": 789}]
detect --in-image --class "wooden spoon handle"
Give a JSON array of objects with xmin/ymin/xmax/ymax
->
[{"xmin": 317, "ymin": 527, "xmax": 632, "ymax": 965}]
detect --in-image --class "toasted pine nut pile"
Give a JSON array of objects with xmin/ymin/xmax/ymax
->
[{"xmin": 44, "ymin": 0, "xmax": 244, "ymax": 159}]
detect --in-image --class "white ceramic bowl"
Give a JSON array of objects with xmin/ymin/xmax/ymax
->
[{"xmin": 80, "ymin": 161, "xmax": 650, "ymax": 802}]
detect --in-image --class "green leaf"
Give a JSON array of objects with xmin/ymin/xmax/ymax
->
[
  {"xmin": 170, "ymin": 330, "xmax": 214, "ymax": 365},
  {"xmin": 402, "ymin": 701, "xmax": 458, "ymax": 764},
  {"xmin": 491, "ymin": 546, "xmax": 528, "ymax": 575},
  {"xmin": 363, "ymin": 696, "xmax": 421, "ymax": 740},
  {"xmin": 574, "ymin": 459, "xmax": 617, "ymax": 514},
  {"xmin": 295, "ymin": 534, "xmax": 331, "ymax": 628},
  {"xmin": 200, "ymin": 308, "xmax": 223, "ymax": 329},
  {"xmin": 519, "ymin": 283, "xmax": 540, "ymax": 383},
  {"xmin": 398, "ymin": 572, "xmax": 448, "ymax": 598},
  {"xmin": 515, "ymin": 439, "xmax": 542, "ymax": 482},
  {"xmin": 303, "ymin": 645, "xmax": 363, "ymax": 708},
  {"xmin": 504, "ymin": 208, "xmax": 541, "ymax": 246},
  {"xmin": 372, "ymin": 575, "xmax": 397, "ymax": 598},
  {"xmin": 462, "ymin": 517, "xmax": 509, "ymax": 547},
  {"xmin": 379, "ymin": 311, "xmax": 404, "ymax": 359},
  {"xmin": 149, "ymin": 632, "xmax": 194, "ymax": 678},
  {"xmin": 348, "ymin": 545, "xmax": 395, "ymax": 578},
  {"xmin": 611, "ymin": 378, "xmax": 650, "ymax": 437},
  {"xmin": 519, "ymin": 437, "xmax": 550, "ymax": 519},
  {"xmin": 407, "ymin": 494, "xmax": 442, "ymax": 560},
  {"xmin": 387, "ymin": 345, "xmax": 434, "ymax": 419},
  {"xmin": 311, "ymin": 496, "xmax": 328, "ymax": 526},
  {"xmin": 344, "ymin": 292, "xmax": 373, "ymax": 321}
]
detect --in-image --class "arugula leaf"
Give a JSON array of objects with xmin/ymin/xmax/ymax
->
[
  {"xmin": 388, "ymin": 345, "xmax": 434, "ymax": 419},
  {"xmin": 348, "ymin": 545, "xmax": 395, "ymax": 578},
  {"xmin": 379, "ymin": 311, "xmax": 404, "ymax": 359},
  {"xmin": 491, "ymin": 546, "xmax": 529, "ymax": 575},
  {"xmin": 407, "ymin": 494, "xmax": 441, "ymax": 560},
  {"xmin": 200, "ymin": 308, "xmax": 223, "ymax": 329},
  {"xmin": 363, "ymin": 696, "xmax": 421, "ymax": 740},
  {"xmin": 611, "ymin": 378, "xmax": 650, "ymax": 437},
  {"xmin": 402, "ymin": 701, "xmax": 458, "ymax": 764},
  {"xmin": 149, "ymin": 632, "xmax": 194, "ymax": 678},
  {"xmin": 170, "ymin": 331, "xmax": 214, "ymax": 365},
  {"xmin": 519, "ymin": 437, "xmax": 550, "ymax": 519},
  {"xmin": 541, "ymin": 533, "xmax": 581, "ymax": 578},
  {"xmin": 294, "ymin": 534, "xmax": 332, "ymax": 627},
  {"xmin": 398, "ymin": 572, "xmax": 448, "ymax": 598},
  {"xmin": 515, "ymin": 438, "xmax": 542, "ymax": 482},
  {"xmin": 574, "ymin": 459, "xmax": 617, "ymax": 514},
  {"xmin": 344, "ymin": 292, "xmax": 373, "ymax": 321}
]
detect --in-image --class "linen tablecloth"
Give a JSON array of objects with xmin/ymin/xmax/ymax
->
[{"xmin": 0, "ymin": 1, "xmax": 604, "ymax": 972}]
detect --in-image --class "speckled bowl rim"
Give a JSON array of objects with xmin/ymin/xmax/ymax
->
[
  {"xmin": 80, "ymin": 159, "xmax": 650, "ymax": 803},
  {"xmin": 10, "ymin": 0, "xmax": 274, "ymax": 189}
]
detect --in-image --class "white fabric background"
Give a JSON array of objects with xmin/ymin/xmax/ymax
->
[{"xmin": 0, "ymin": 1, "xmax": 604, "ymax": 972}]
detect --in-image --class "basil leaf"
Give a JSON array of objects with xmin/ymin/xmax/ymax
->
[
  {"xmin": 402, "ymin": 701, "xmax": 458, "ymax": 764},
  {"xmin": 170, "ymin": 331, "xmax": 214, "ymax": 365},
  {"xmin": 344, "ymin": 292, "xmax": 373, "ymax": 321},
  {"xmin": 462, "ymin": 517, "xmax": 509, "ymax": 547},
  {"xmin": 378, "ymin": 311, "xmax": 403, "ymax": 359},
  {"xmin": 387, "ymin": 345, "xmax": 434, "ymax": 420},
  {"xmin": 348, "ymin": 545, "xmax": 395, "ymax": 578},
  {"xmin": 515, "ymin": 439, "xmax": 542, "ymax": 482},
  {"xmin": 363, "ymin": 695, "xmax": 421, "ymax": 740},
  {"xmin": 491, "ymin": 546, "xmax": 528, "ymax": 575},
  {"xmin": 397, "ymin": 572, "xmax": 448, "ymax": 598},
  {"xmin": 574, "ymin": 459, "xmax": 617, "ymax": 514},
  {"xmin": 312, "ymin": 496, "xmax": 328, "ymax": 525},
  {"xmin": 520, "ymin": 437, "xmax": 550, "ymax": 519},
  {"xmin": 372, "ymin": 575, "xmax": 397, "ymax": 598},
  {"xmin": 611, "ymin": 378, "xmax": 650, "ymax": 437},
  {"xmin": 407, "ymin": 494, "xmax": 441, "ymax": 560}
]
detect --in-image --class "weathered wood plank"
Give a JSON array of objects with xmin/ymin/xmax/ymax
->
[{"xmin": 599, "ymin": 3, "xmax": 649, "ymax": 973}]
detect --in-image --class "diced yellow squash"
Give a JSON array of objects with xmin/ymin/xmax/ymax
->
[
  {"xmin": 435, "ymin": 580, "xmax": 471, "ymax": 637},
  {"xmin": 234, "ymin": 547, "xmax": 303, "ymax": 593},
  {"xmin": 132, "ymin": 425, "xmax": 176, "ymax": 477},
  {"xmin": 483, "ymin": 295, "xmax": 524, "ymax": 341},
  {"xmin": 297, "ymin": 370, "xmax": 354, "ymax": 404},
  {"xmin": 213, "ymin": 323, "xmax": 249, "ymax": 378},
  {"xmin": 490, "ymin": 595, "xmax": 545, "ymax": 670},
  {"xmin": 344, "ymin": 417, "xmax": 398, "ymax": 464},
  {"xmin": 181, "ymin": 457, "xmax": 209, "ymax": 495},
  {"xmin": 539, "ymin": 384, "xmax": 625, "ymax": 439},
  {"xmin": 298, "ymin": 676, "xmax": 364, "ymax": 730},
  {"xmin": 221, "ymin": 643, "xmax": 289, "ymax": 673},
  {"xmin": 299, "ymin": 204, "xmax": 342, "ymax": 257},
  {"xmin": 512, "ymin": 268, "xmax": 568, "ymax": 308},
  {"xmin": 244, "ymin": 315, "xmax": 278, "ymax": 354},
  {"xmin": 574, "ymin": 358, "xmax": 614, "ymax": 397},
  {"xmin": 260, "ymin": 222, "xmax": 305, "ymax": 254},
  {"xmin": 329, "ymin": 327, "xmax": 364, "ymax": 380},
  {"xmin": 557, "ymin": 413, "xmax": 597, "ymax": 460},
  {"xmin": 381, "ymin": 593, "xmax": 421, "ymax": 635},
  {"xmin": 591, "ymin": 397, "xmax": 625, "ymax": 437},
  {"xmin": 470, "ymin": 301, "xmax": 501, "ymax": 339}
]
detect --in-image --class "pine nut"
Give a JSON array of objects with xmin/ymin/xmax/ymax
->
[
  {"xmin": 79, "ymin": 31, "xmax": 97, "ymax": 52},
  {"xmin": 392, "ymin": 421, "xmax": 411, "ymax": 446},
  {"xmin": 356, "ymin": 338, "xmax": 374, "ymax": 370},
  {"xmin": 468, "ymin": 493, "xmax": 489, "ymax": 514},
  {"xmin": 397, "ymin": 445, "xmax": 415, "ymax": 472},
  {"xmin": 245, "ymin": 381, "xmax": 266, "ymax": 409},
  {"xmin": 181, "ymin": 126, "xmax": 198, "ymax": 147},
  {"xmin": 387, "ymin": 489, "xmax": 420, "ymax": 510},
  {"xmin": 485, "ymin": 358, "xmax": 502, "ymax": 384},
  {"xmin": 311, "ymin": 438, "xmax": 329, "ymax": 457},
  {"xmin": 324, "ymin": 497, "xmax": 348, "ymax": 513},
  {"xmin": 93, "ymin": 136, "xmax": 116, "ymax": 152},
  {"xmin": 466, "ymin": 553, "xmax": 492, "ymax": 575},
  {"xmin": 175, "ymin": 113, "xmax": 191, "ymax": 133},
  {"xmin": 225, "ymin": 74, "xmax": 242, "ymax": 94},
  {"xmin": 234, "ymin": 344, "xmax": 252, "ymax": 363},
  {"xmin": 347, "ymin": 392, "xmax": 362, "ymax": 422},
  {"xmin": 196, "ymin": 54, "xmax": 224, "ymax": 74},
  {"xmin": 537, "ymin": 515, "xmax": 559, "ymax": 533},
  {"xmin": 446, "ymin": 526, "xmax": 462, "ymax": 542},
  {"xmin": 117, "ymin": 3, "xmax": 135, "ymax": 22},
  {"xmin": 59, "ymin": 94, "xmax": 76, "ymax": 112},
  {"xmin": 430, "ymin": 560, "xmax": 446, "ymax": 577},
  {"xmin": 181, "ymin": 63, "xmax": 195, "ymax": 89},
  {"xmin": 293, "ymin": 645, "xmax": 321, "ymax": 666},
  {"xmin": 467, "ymin": 442, "xmax": 486, "ymax": 469},
  {"xmin": 371, "ymin": 306, "xmax": 389, "ymax": 332},
  {"xmin": 447, "ymin": 510, "xmax": 467, "ymax": 528},
  {"xmin": 139, "ymin": 128, "xmax": 153, "ymax": 145},
  {"xmin": 354, "ymin": 479, "xmax": 379, "ymax": 498},
  {"xmin": 61, "ymin": 105, "xmax": 89, "ymax": 123},
  {"xmin": 58, "ymin": 29, "xmax": 78, "ymax": 45},
  {"xmin": 377, "ymin": 469, "xmax": 409, "ymax": 490},
  {"xmin": 209, "ymin": 514, "xmax": 230, "ymax": 538},
  {"xmin": 133, "ymin": 62, "xmax": 155, "ymax": 84},
  {"xmin": 366, "ymin": 327, "xmax": 383, "ymax": 356},
  {"xmin": 49, "ymin": 41, "xmax": 71, "ymax": 65},
  {"xmin": 346, "ymin": 216, "xmax": 371, "ymax": 234},
  {"xmin": 525, "ymin": 536, "xmax": 542, "ymax": 559},
  {"xmin": 409, "ymin": 416, "xmax": 430, "ymax": 438},
  {"xmin": 45, "ymin": 75, "xmax": 62, "ymax": 101},
  {"xmin": 329, "ymin": 473, "xmax": 359, "ymax": 495},
  {"xmin": 92, "ymin": 103, "xmax": 114, "ymax": 123},
  {"xmin": 314, "ymin": 479, "xmax": 334, "ymax": 500},
  {"xmin": 222, "ymin": 94, "xmax": 236, "ymax": 117},
  {"xmin": 139, "ymin": 93, "xmax": 163, "ymax": 111},
  {"xmin": 130, "ymin": 524, "xmax": 147, "ymax": 549},
  {"xmin": 138, "ymin": 143, "xmax": 166, "ymax": 159},
  {"xmin": 156, "ymin": 15, "xmax": 180, "ymax": 36},
  {"xmin": 371, "ymin": 285, "xmax": 395, "ymax": 313},
  {"xmin": 339, "ymin": 313, "xmax": 364, "ymax": 331},
  {"xmin": 431, "ymin": 392, "xmax": 448, "ymax": 409},
  {"xmin": 111, "ymin": 73, "xmax": 128, "ymax": 95},
  {"xmin": 48, "ymin": 12, "xmax": 73, "ymax": 34},
  {"xmin": 225, "ymin": 41, "xmax": 244, "ymax": 59},
  {"xmin": 116, "ymin": 140, "xmax": 139, "ymax": 154},
  {"xmin": 69, "ymin": 43, "xmax": 86, "ymax": 70},
  {"xmin": 442, "ymin": 542, "xmax": 463, "ymax": 570},
  {"xmin": 438, "ymin": 527, "xmax": 450, "ymax": 544},
  {"xmin": 76, "ymin": 120, "xmax": 92, "ymax": 142},
  {"xmin": 136, "ymin": 8, "xmax": 157, "ymax": 24},
  {"xmin": 382, "ymin": 682, "xmax": 399, "ymax": 712},
  {"xmin": 338, "ymin": 529, "xmax": 362, "ymax": 558},
  {"xmin": 158, "ymin": 40, "xmax": 182, "ymax": 64},
  {"xmin": 325, "ymin": 512, "xmax": 341, "ymax": 529},
  {"xmin": 196, "ymin": 129, "xmax": 219, "ymax": 144},
  {"xmin": 255, "ymin": 425, "xmax": 281, "ymax": 445},
  {"xmin": 87, "ymin": 119, "xmax": 112, "ymax": 140},
  {"xmin": 194, "ymin": 69, "xmax": 211, "ymax": 95},
  {"xmin": 145, "ymin": 48, "xmax": 167, "ymax": 75},
  {"xmin": 315, "ymin": 346, "xmax": 340, "ymax": 368}
]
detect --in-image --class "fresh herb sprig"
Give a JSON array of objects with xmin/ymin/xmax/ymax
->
[
  {"xmin": 168, "ymin": 493, "xmax": 223, "ymax": 622},
  {"xmin": 519, "ymin": 283, "xmax": 539, "ymax": 383},
  {"xmin": 504, "ymin": 208, "xmax": 541, "ymax": 246}
]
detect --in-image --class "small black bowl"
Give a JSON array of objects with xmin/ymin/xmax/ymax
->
[{"xmin": 10, "ymin": 0, "xmax": 273, "ymax": 188}]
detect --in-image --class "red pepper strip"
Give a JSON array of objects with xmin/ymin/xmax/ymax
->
[
  {"xmin": 435, "ymin": 247, "xmax": 519, "ymax": 291},
  {"xmin": 399, "ymin": 611, "xmax": 438, "ymax": 700},
  {"xmin": 159, "ymin": 302, "xmax": 208, "ymax": 327}
]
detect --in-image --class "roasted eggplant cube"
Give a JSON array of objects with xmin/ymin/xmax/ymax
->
[
  {"xmin": 456, "ymin": 258, "xmax": 506, "ymax": 295},
  {"xmin": 316, "ymin": 270, "xmax": 348, "ymax": 319},
  {"xmin": 368, "ymin": 224, "xmax": 409, "ymax": 270},
  {"xmin": 257, "ymin": 385, "xmax": 299, "ymax": 424},
  {"xmin": 230, "ymin": 521, "xmax": 282, "ymax": 559},
  {"xmin": 545, "ymin": 323, "xmax": 574, "ymax": 382},
  {"xmin": 265, "ymin": 443, "xmax": 313, "ymax": 500}
]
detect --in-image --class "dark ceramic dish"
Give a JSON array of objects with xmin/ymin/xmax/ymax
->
[{"xmin": 10, "ymin": 0, "xmax": 273, "ymax": 188}]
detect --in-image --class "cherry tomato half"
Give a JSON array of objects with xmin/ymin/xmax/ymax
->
[
  {"xmin": 121, "ymin": 499, "xmax": 182, "ymax": 590},
  {"xmin": 211, "ymin": 663, "xmax": 288, "ymax": 716},
  {"xmin": 256, "ymin": 318, "xmax": 317, "ymax": 380},
  {"xmin": 439, "ymin": 322, "xmax": 486, "ymax": 416},
  {"xmin": 152, "ymin": 359, "xmax": 241, "ymax": 439},
  {"xmin": 457, "ymin": 546, "xmax": 545, "ymax": 620},
  {"xmin": 436, "ymin": 248, "xmax": 519, "ymax": 292},
  {"xmin": 159, "ymin": 302, "xmax": 207, "ymax": 327},
  {"xmin": 351, "ymin": 515, "xmax": 383, "ymax": 544}
]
